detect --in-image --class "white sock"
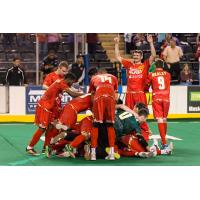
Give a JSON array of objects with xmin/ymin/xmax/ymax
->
[
  {"xmin": 110, "ymin": 147, "xmax": 114, "ymax": 154},
  {"xmin": 27, "ymin": 146, "xmax": 33, "ymax": 150},
  {"xmin": 91, "ymin": 148, "xmax": 96, "ymax": 154}
]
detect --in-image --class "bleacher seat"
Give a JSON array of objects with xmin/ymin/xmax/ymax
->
[
  {"xmin": 0, "ymin": 52, "xmax": 6, "ymax": 61},
  {"xmin": 96, "ymin": 45, "xmax": 106, "ymax": 53},
  {"xmin": 187, "ymin": 37, "xmax": 196, "ymax": 45},
  {"xmin": 94, "ymin": 53, "xmax": 109, "ymax": 62},
  {"xmin": 181, "ymin": 45, "xmax": 193, "ymax": 53},
  {"xmin": 185, "ymin": 53, "xmax": 196, "ymax": 61},
  {"xmin": 192, "ymin": 62, "xmax": 199, "ymax": 72},
  {"xmin": 6, "ymin": 52, "xmax": 21, "ymax": 61},
  {"xmin": 21, "ymin": 52, "xmax": 35, "ymax": 61}
]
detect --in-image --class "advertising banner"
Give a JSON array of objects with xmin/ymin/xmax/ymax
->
[
  {"xmin": 25, "ymin": 86, "xmax": 73, "ymax": 114},
  {"xmin": 187, "ymin": 86, "xmax": 200, "ymax": 113}
]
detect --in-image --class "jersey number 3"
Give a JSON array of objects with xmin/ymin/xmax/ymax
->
[{"xmin": 158, "ymin": 76, "xmax": 165, "ymax": 89}]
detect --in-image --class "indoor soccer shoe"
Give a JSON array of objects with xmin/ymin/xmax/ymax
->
[
  {"xmin": 65, "ymin": 144, "xmax": 76, "ymax": 158},
  {"xmin": 161, "ymin": 142, "xmax": 173, "ymax": 155},
  {"xmin": 26, "ymin": 148, "xmax": 40, "ymax": 156},
  {"xmin": 56, "ymin": 151, "xmax": 71, "ymax": 158},
  {"xmin": 105, "ymin": 147, "xmax": 120, "ymax": 159},
  {"xmin": 90, "ymin": 153, "xmax": 96, "ymax": 161},
  {"xmin": 45, "ymin": 146, "xmax": 53, "ymax": 158},
  {"xmin": 138, "ymin": 151, "xmax": 154, "ymax": 158},
  {"xmin": 105, "ymin": 154, "xmax": 115, "ymax": 160},
  {"xmin": 84, "ymin": 143, "xmax": 91, "ymax": 160},
  {"xmin": 42, "ymin": 148, "xmax": 46, "ymax": 155}
]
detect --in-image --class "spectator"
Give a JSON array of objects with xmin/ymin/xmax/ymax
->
[
  {"xmin": 47, "ymin": 33, "xmax": 62, "ymax": 53},
  {"xmin": 195, "ymin": 33, "xmax": 200, "ymax": 85},
  {"xmin": 160, "ymin": 39, "xmax": 168, "ymax": 59},
  {"xmin": 37, "ymin": 33, "xmax": 48, "ymax": 60},
  {"xmin": 69, "ymin": 54, "xmax": 85, "ymax": 85},
  {"xmin": 132, "ymin": 33, "xmax": 147, "ymax": 49},
  {"xmin": 5, "ymin": 57, "xmax": 26, "ymax": 86},
  {"xmin": 180, "ymin": 63, "xmax": 193, "ymax": 86},
  {"xmin": 86, "ymin": 33, "xmax": 99, "ymax": 57},
  {"xmin": 40, "ymin": 50, "xmax": 59, "ymax": 80},
  {"xmin": 124, "ymin": 33, "xmax": 133, "ymax": 54},
  {"xmin": 162, "ymin": 38, "xmax": 183, "ymax": 83}
]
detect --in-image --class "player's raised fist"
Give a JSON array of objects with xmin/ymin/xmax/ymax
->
[{"xmin": 114, "ymin": 37, "xmax": 120, "ymax": 43}]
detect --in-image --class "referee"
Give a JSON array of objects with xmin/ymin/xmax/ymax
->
[{"xmin": 5, "ymin": 57, "xmax": 26, "ymax": 86}]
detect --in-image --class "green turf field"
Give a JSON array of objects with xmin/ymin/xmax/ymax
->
[{"xmin": 0, "ymin": 120, "xmax": 200, "ymax": 166}]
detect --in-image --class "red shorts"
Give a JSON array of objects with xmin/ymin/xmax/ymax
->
[
  {"xmin": 152, "ymin": 99, "xmax": 170, "ymax": 119},
  {"xmin": 93, "ymin": 95, "xmax": 116, "ymax": 123},
  {"xmin": 120, "ymin": 134, "xmax": 145, "ymax": 152},
  {"xmin": 59, "ymin": 104, "xmax": 77, "ymax": 128},
  {"xmin": 50, "ymin": 105, "xmax": 62, "ymax": 122},
  {"xmin": 125, "ymin": 92, "xmax": 147, "ymax": 109},
  {"xmin": 79, "ymin": 116, "xmax": 93, "ymax": 134},
  {"xmin": 34, "ymin": 104, "xmax": 53, "ymax": 129}
]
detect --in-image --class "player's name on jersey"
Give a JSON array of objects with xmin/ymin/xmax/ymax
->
[
  {"xmin": 188, "ymin": 106, "xmax": 200, "ymax": 112},
  {"xmin": 152, "ymin": 71, "xmax": 167, "ymax": 77}
]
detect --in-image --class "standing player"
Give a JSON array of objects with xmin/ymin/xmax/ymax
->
[
  {"xmin": 26, "ymin": 73, "xmax": 83, "ymax": 156},
  {"xmin": 114, "ymin": 34, "xmax": 156, "ymax": 109},
  {"xmin": 89, "ymin": 68, "xmax": 118, "ymax": 160},
  {"xmin": 146, "ymin": 59, "xmax": 171, "ymax": 150}
]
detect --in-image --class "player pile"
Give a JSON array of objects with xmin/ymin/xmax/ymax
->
[{"xmin": 26, "ymin": 35, "xmax": 173, "ymax": 161}]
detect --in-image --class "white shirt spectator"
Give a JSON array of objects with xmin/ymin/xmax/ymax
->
[{"xmin": 163, "ymin": 45, "xmax": 183, "ymax": 63}]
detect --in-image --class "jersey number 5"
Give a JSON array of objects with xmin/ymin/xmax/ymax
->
[{"xmin": 158, "ymin": 76, "xmax": 165, "ymax": 89}]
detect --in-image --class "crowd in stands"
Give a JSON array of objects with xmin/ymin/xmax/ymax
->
[{"xmin": 0, "ymin": 33, "xmax": 200, "ymax": 86}]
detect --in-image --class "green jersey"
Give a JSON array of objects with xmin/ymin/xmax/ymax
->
[
  {"xmin": 114, "ymin": 109, "xmax": 141, "ymax": 139},
  {"xmin": 148, "ymin": 62, "xmax": 156, "ymax": 73}
]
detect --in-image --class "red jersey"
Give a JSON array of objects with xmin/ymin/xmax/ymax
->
[
  {"xmin": 67, "ymin": 94, "xmax": 92, "ymax": 113},
  {"xmin": 122, "ymin": 59, "xmax": 150, "ymax": 92},
  {"xmin": 43, "ymin": 71, "xmax": 63, "ymax": 87},
  {"xmin": 146, "ymin": 68, "xmax": 171, "ymax": 101},
  {"xmin": 39, "ymin": 79, "xmax": 69, "ymax": 111},
  {"xmin": 88, "ymin": 73, "xmax": 118, "ymax": 98}
]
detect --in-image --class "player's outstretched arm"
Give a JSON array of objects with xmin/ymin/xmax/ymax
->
[
  {"xmin": 65, "ymin": 87, "xmax": 84, "ymax": 97},
  {"xmin": 114, "ymin": 36, "xmax": 122, "ymax": 62},
  {"xmin": 116, "ymin": 104, "xmax": 139, "ymax": 118},
  {"xmin": 147, "ymin": 34, "xmax": 156, "ymax": 64}
]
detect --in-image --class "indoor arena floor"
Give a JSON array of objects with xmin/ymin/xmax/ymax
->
[{"xmin": 0, "ymin": 119, "xmax": 200, "ymax": 166}]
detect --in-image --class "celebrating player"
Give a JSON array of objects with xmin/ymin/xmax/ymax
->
[
  {"xmin": 146, "ymin": 59, "xmax": 171, "ymax": 151},
  {"xmin": 89, "ymin": 68, "xmax": 118, "ymax": 160},
  {"xmin": 41, "ymin": 61, "xmax": 69, "ymax": 151},
  {"xmin": 26, "ymin": 73, "xmax": 83, "ymax": 156},
  {"xmin": 114, "ymin": 34, "xmax": 156, "ymax": 109}
]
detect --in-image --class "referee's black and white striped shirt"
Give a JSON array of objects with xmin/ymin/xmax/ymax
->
[{"xmin": 5, "ymin": 66, "xmax": 25, "ymax": 86}]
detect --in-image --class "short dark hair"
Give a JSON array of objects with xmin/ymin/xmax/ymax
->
[
  {"xmin": 64, "ymin": 72, "xmax": 76, "ymax": 81},
  {"xmin": 13, "ymin": 57, "xmax": 21, "ymax": 62},
  {"xmin": 132, "ymin": 50, "xmax": 143, "ymax": 57},
  {"xmin": 155, "ymin": 59, "xmax": 164, "ymax": 69},
  {"xmin": 97, "ymin": 67, "xmax": 107, "ymax": 74},
  {"xmin": 76, "ymin": 54, "xmax": 83, "ymax": 59},
  {"xmin": 138, "ymin": 108, "xmax": 149, "ymax": 117},
  {"xmin": 59, "ymin": 61, "xmax": 68, "ymax": 68},
  {"xmin": 135, "ymin": 102, "xmax": 147, "ymax": 110}
]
